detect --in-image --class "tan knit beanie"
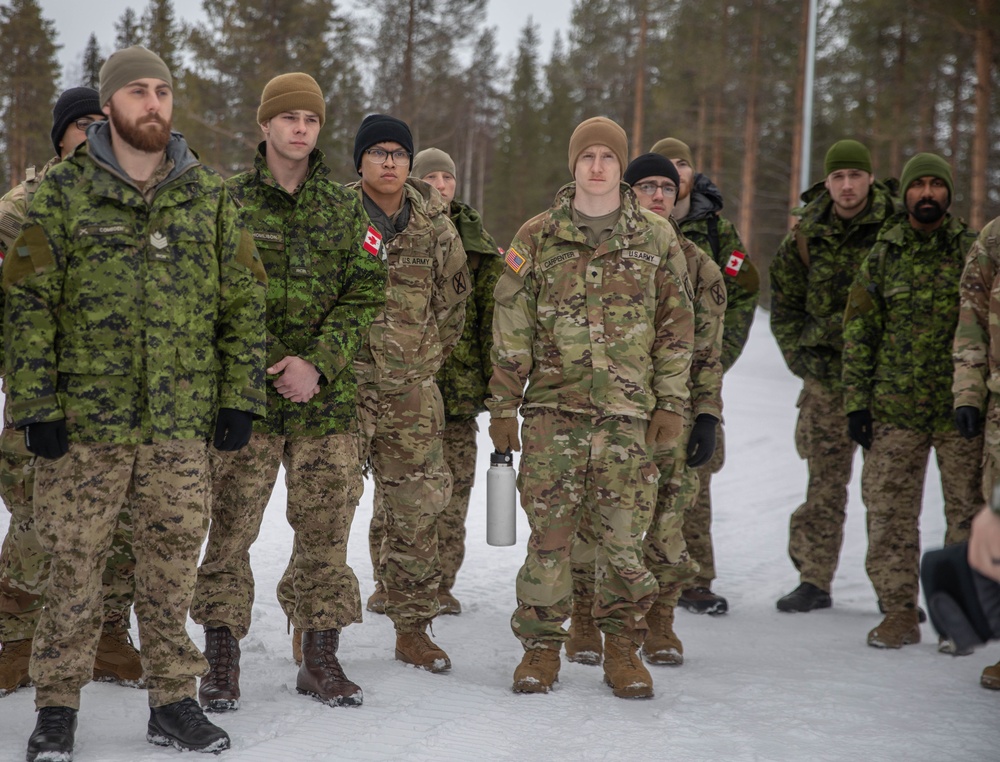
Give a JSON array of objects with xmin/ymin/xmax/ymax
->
[
  {"xmin": 257, "ymin": 73, "xmax": 326, "ymax": 126},
  {"xmin": 411, "ymin": 148, "xmax": 456, "ymax": 179},
  {"xmin": 99, "ymin": 46, "xmax": 172, "ymax": 106},
  {"xmin": 568, "ymin": 117, "xmax": 628, "ymax": 175},
  {"xmin": 650, "ymin": 137, "xmax": 694, "ymax": 168}
]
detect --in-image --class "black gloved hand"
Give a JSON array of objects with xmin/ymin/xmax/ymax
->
[
  {"xmin": 25, "ymin": 419, "xmax": 69, "ymax": 460},
  {"xmin": 213, "ymin": 408, "xmax": 253, "ymax": 452},
  {"xmin": 847, "ymin": 409, "xmax": 873, "ymax": 450},
  {"xmin": 686, "ymin": 414, "xmax": 719, "ymax": 468},
  {"xmin": 955, "ymin": 406, "xmax": 981, "ymax": 440}
]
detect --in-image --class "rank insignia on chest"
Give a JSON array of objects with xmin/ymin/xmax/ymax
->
[
  {"xmin": 724, "ymin": 250, "xmax": 745, "ymax": 276},
  {"xmin": 505, "ymin": 247, "xmax": 525, "ymax": 274},
  {"xmin": 363, "ymin": 226, "xmax": 384, "ymax": 259},
  {"xmin": 150, "ymin": 231, "xmax": 168, "ymax": 250}
]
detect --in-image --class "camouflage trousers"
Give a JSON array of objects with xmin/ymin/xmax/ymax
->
[
  {"xmin": 788, "ymin": 377, "xmax": 858, "ymax": 592},
  {"xmin": 30, "ymin": 440, "xmax": 211, "ymax": 710},
  {"xmin": 361, "ymin": 378, "xmax": 451, "ymax": 630},
  {"xmin": 687, "ymin": 421, "xmax": 725, "ymax": 587},
  {"xmin": 862, "ymin": 422, "xmax": 981, "ymax": 612},
  {"xmin": 191, "ymin": 432, "xmax": 363, "ymax": 639},
  {"xmin": 572, "ymin": 419, "xmax": 698, "ymax": 608},
  {"xmin": 979, "ymin": 396, "xmax": 1000, "ymax": 501},
  {"xmin": 514, "ymin": 410, "xmax": 659, "ymax": 647},
  {"xmin": 0, "ymin": 426, "xmax": 134, "ymax": 642}
]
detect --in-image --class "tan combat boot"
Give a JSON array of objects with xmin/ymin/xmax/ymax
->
[
  {"xmin": 867, "ymin": 611, "xmax": 921, "ymax": 649},
  {"xmin": 566, "ymin": 595, "xmax": 602, "ymax": 666},
  {"xmin": 642, "ymin": 601, "xmax": 683, "ymax": 666},
  {"xmin": 292, "ymin": 627, "xmax": 302, "ymax": 666},
  {"xmin": 395, "ymin": 625, "xmax": 451, "ymax": 673},
  {"xmin": 603, "ymin": 632, "xmax": 654, "ymax": 699},
  {"xmin": 296, "ymin": 629, "xmax": 363, "ymax": 707},
  {"xmin": 0, "ymin": 638, "xmax": 33, "ymax": 696},
  {"xmin": 366, "ymin": 582, "xmax": 387, "ymax": 615},
  {"xmin": 981, "ymin": 659, "xmax": 1000, "ymax": 690},
  {"xmin": 93, "ymin": 625, "xmax": 143, "ymax": 686},
  {"xmin": 512, "ymin": 647, "xmax": 560, "ymax": 694},
  {"xmin": 437, "ymin": 589, "xmax": 462, "ymax": 615}
]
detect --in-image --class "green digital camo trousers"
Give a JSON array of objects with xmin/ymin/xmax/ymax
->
[
  {"xmin": 514, "ymin": 410, "xmax": 659, "ymax": 647},
  {"xmin": 572, "ymin": 420, "xmax": 698, "ymax": 608},
  {"xmin": 30, "ymin": 440, "xmax": 210, "ymax": 710},
  {"xmin": 862, "ymin": 422, "xmax": 980, "ymax": 612},
  {"xmin": 0, "ymin": 427, "xmax": 135, "ymax": 642},
  {"xmin": 687, "ymin": 421, "xmax": 724, "ymax": 587},
  {"xmin": 361, "ymin": 378, "xmax": 451, "ymax": 630},
  {"xmin": 191, "ymin": 432, "xmax": 363, "ymax": 639},
  {"xmin": 788, "ymin": 377, "xmax": 858, "ymax": 592}
]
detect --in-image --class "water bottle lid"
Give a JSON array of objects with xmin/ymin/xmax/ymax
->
[{"xmin": 490, "ymin": 449, "xmax": 513, "ymax": 466}]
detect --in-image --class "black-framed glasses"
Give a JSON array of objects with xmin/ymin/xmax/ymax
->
[
  {"xmin": 634, "ymin": 182, "xmax": 678, "ymax": 197},
  {"xmin": 365, "ymin": 147, "xmax": 411, "ymax": 166},
  {"xmin": 73, "ymin": 117, "xmax": 104, "ymax": 131}
]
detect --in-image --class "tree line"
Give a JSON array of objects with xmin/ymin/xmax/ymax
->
[{"xmin": 1, "ymin": 0, "xmax": 997, "ymax": 303}]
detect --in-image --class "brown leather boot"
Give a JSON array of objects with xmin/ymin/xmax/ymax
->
[
  {"xmin": 981, "ymin": 659, "xmax": 1000, "ymax": 690},
  {"xmin": 437, "ymin": 589, "xmax": 462, "ymax": 615},
  {"xmin": 0, "ymin": 638, "xmax": 32, "ymax": 696},
  {"xmin": 867, "ymin": 611, "xmax": 921, "ymax": 649},
  {"xmin": 292, "ymin": 628, "xmax": 302, "ymax": 666},
  {"xmin": 603, "ymin": 632, "xmax": 654, "ymax": 699},
  {"xmin": 296, "ymin": 629, "xmax": 363, "ymax": 707},
  {"xmin": 366, "ymin": 582, "xmax": 387, "ymax": 615},
  {"xmin": 642, "ymin": 601, "xmax": 683, "ymax": 666},
  {"xmin": 394, "ymin": 626, "xmax": 451, "ymax": 673},
  {"xmin": 198, "ymin": 626, "xmax": 241, "ymax": 712},
  {"xmin": 512, "ymin": 647, "xmax": 560, "ymax": 693},
  {"xmin": 93, "ymin": 624, "xmax": 143, "ymax": 685},
  {"xmin": 566, "ymin": 595, "xmax": 602, "ymax": 666}
]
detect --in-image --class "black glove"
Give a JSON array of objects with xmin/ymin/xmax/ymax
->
[
  {"xmin": 25, "ymin": 419, "xmax": 69, "ymax": 460},
  {"xmin": 213, "ymin": 408, "xmax": 253, "ymax": 452},
  {"xmin": 686, "ymin": 414, "xmax": 718, "ymax": 468},
  {"xmin": 955, "ymin": 406, "xmax": 981, "ymax": 440},
  {"xmin": 847, "ymin": 409, "xmax": 873, "ymax": 450}
]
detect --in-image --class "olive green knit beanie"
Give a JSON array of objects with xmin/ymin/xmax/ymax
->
[
  {"xmin": 411, "ymin": 148, "xmax": 456, "ymax": 179},
  {"xmin": 99, "ymin": 46, "xmax": 172, "ymax": 106},
  {"xmin": 824, "ymin": 139, "xmax": 872, "ymax": 176},
  {"xmin": 650, "ymin": 137, "xmax": 694, "ymax": 168},
  {"xmin": 900, "ymin": 152, "xmax": 953, "ymax": 202}
]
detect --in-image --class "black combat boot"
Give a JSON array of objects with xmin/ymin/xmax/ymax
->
[
  {"xmin": 198, "ymin": 626, "xmax": 241, "ymax": 712},
  {"xmin": 26, "ymin": 706, "xmax": 77, "ymax": 762},
  {"xmin": 776, "ymin": 582, "xmax": 832, "ymax": 612},
  {"xmin": 296, "ymin": 629, "xmax": 363, "ymax": 707},
  {"xmin": 147, "ymin": 697, "xmax": 230, "ymax": 753},
  {"xmin": 678, "ymin": 586, "xmax": 729, "ymax": 615}
]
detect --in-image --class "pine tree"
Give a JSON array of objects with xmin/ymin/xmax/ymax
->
[
  {"xmin": 80, "ymin": 32, "xmax": 104, "ymax": 89},
  {"xmin": 140, "ymin": 0, "xmax": 183, "ymax": 74},
  {"xmin": 0, "ymin": 0, "xmax": 61, "ymax": 186},
  {"xmin": 114, "ymin": 7, "xmax": 142, "ymax": 49}
]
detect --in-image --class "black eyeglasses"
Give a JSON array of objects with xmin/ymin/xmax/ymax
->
[
  {"xmin": 634, "ymin": 182, "xmax": 678, "ymax": 197},
  {"xmin": 73, "ymin": 117, "xmax": 104, "ymax": 131},
  {"xmin": 365, "ymin": 148, "xmax": 411, "ymax": 166}
]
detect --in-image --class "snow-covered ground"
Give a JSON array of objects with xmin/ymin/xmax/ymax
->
[{"xmin": 1, "ymin": 311, "xmax": 997, "ymax": 761}]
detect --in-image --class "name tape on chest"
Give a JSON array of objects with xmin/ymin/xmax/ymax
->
[
  {"xmin": 363, "ymin": 226, "xmax": 383, "ymax": 258},
  {"xmin": 725, "ymin": 250, "xmax": 746, "ymax": 277},
  {"xmin": 541, "ymin": 250, "xmax": 580, "ymax": 271},
  {"xmin": 505, "ymin": 246, "xmax": 525, "ymax": 274}
]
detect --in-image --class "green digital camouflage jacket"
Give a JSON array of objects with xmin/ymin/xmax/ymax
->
[
  {"xmin": 2, "ymin": 126, "xmax": 267, "ymax": 444},
  {"xmin": 673, "ymin": 218, "xmax": 725, "ymax": 420},
  {"xmin": 348, "ymin": 178, "xmax": 469, "ymax": 391},
  {"xmin": 677, "ymin": 173, "xmax": 758, "ymax": 371},
  {"xmin": 770, "ymin": 180, "xmax": 898, "ymax": 392},
  {"xmin": 842, "ymin": 212, "xmax": 977, "ymax": 432},
  {"xmin": 228, "ymin": 146, "xmax": 387, "ymax": 437},
  {"xmin": 435, "ymin": 199, "xmax": 504, "ymax": 420},
  {"xmin": 953, "ymin": 217, "xmax": 1000, "ymax": 411},
  {"xmin": 487, "ymin": 182, "xmax": 695, "ymax": 420}
]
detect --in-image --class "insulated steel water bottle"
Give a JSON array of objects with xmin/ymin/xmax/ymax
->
[{"xmin": 486, "ymin": 449, "xmax": 516, "ymax": 546}]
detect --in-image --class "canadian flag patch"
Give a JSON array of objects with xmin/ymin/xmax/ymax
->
[
  {"xmin": 724, "ymin": 250, "xmax": 745, "ymax": 277},
  {"xmin": 362, "ymin": 226, "xmax": 383, "ymax": 257}
]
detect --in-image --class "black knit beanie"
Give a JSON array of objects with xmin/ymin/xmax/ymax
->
[
  {"xmin": 353, "ymin": 114, "xmax": 413, "ymax": 174},
  {"xmin": 51, "ymin": 87, "xmax": 102, "ymax": 155},
  {"xmin": 624, "ymin": 152, "xmax": 681, "ymax": 188}
]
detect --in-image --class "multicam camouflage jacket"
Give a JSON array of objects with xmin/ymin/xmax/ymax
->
[
  {"xmin": 953, "ymin": 217, "xmax": 1000, "ymax": 411},
  {"xmin": 487, "ymin": 182, "xmax": 695, "ymax": 420},
  {"xmin": 228, "ymin": 146, "xmax": 387, "ymax": 437},
  {"xmin": 672, "ymin": 217, "xmax": 725, "ymax": 420},
  {"xmin": 842, "ymin": 212, "xmax": 977, "ymax": 432},
  {"xmin": 2, "ymin": 125, "xmax": 267, "ymax": 444},
  {"xmin": 348, "ymin": 178, "xmax": 469, "ymax": 391},
  {"xmin": 770, "ymin": 180, "xmax": 898, "ymax": 392},
  {"xmin": 677, "ymin": 173, "xmax": 758, "ymax": 371},
  {"xmin": 435, "ymin": 199, "xmax": 504, "ymax": 421}
]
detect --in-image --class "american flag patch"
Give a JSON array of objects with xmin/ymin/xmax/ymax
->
[
  {"xmin": 724, "ymin": 250, "xmax": 745, "ymax": 277},
  {"xmin": 362, "ymin": 226, "xmax": 382, "ymax": 257},
  {"xmin": 505, "ymin": 247, "xmax": 525, "ymax": 274}
]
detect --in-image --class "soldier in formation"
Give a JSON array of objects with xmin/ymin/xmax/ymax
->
[{"xmin": 3, "ymin": 47, "xmax": 266, "ymax": 761}]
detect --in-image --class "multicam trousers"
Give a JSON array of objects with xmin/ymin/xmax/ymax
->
[
  {"xmin": 862, "ymin": 422, "xmax": 981, "ymax": 612},
  {"xmin": 30, "ymin": 440, "xmax": 210, "ymax": 709},
  {"xmin": 514, "ymin": 409, "xmax": 659, "ymax": 647},
  {"xmin": 191, "ymin": 431, "xmax": 364, "ymax": 639}
]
